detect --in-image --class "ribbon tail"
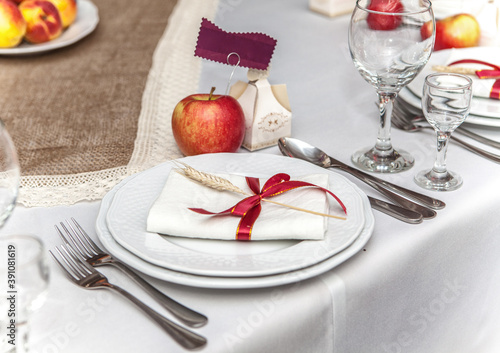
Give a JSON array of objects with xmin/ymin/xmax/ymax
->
[
  {"xmin": 263, "ymin": 180, "xmax": 347, "ymax": 215},
  {"xmin": 490, "ymin": 80, "xmax": 500, "ymax": 100},
  {"xmin": 189, "ymin": 207, "xmax": 233, "ymax": 215},
  {"xmin": 236, "ymin": 204, "xmax": 261, "ymax": 241}
]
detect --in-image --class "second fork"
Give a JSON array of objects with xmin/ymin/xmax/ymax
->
[
  {"xmin": 56, "ymin": 218, "xmax": 208, "ymax": 328},
  {"xmin": 50, "ymin": 244, "xmax": 207, "ymax": 350}
]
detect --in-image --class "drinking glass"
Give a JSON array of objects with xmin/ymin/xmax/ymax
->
[
  {"xmin": 0, "ymin": 235, "xmax": 49, "ymax": 353},
  {"xmin": 348, "ymin": 0, "xmax": 435, "ymax": 173},
  {"xmin": 0, "ymin": 120, "xmax": 20, "ymax": 228},
  {"xmin": 414, "ymin": 73, "xmax": 473, "ymax": 191}
]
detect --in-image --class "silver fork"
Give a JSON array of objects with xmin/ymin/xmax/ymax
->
[
  {"xmin": 55, "ymin": 218, "xmax": 207, "ymax": 328},
  {"xmin": 50, "ymin": 244, "xmax": 207, "ymax": 350},
  {"xmin": 394, "ymin": 96, "xmax": 500, "ymax": 149},
  {"xmin": 392, "ymin": 103, "xmax": 500, "ymax": 163}
]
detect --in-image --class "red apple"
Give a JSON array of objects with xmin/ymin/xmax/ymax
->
[
  {"xmin": 19, "ymin": 0, "xmax": 62, "ymax": 44},
  {"xmin": 367, "ymin": 0, "xmax": 404, "ymax": 31},
  {"xmin": 421, "ymin": 13, "xmax": 480, "ymax": 51},
  {"xmin": 172, "ymin": 87, "xmax": 246, "ymax": 156},
  {"xmin": 0, "ymin": 0, "xmax": 26, "ymax": 48}
]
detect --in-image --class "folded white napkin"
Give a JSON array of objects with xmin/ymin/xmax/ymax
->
[{"xmin": 146, "ymin": 171, "xmax": 333, "ymax": 241}]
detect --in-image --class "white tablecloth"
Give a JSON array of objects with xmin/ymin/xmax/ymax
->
[{"xmin": 2, "ymin": 0, "xmax": 500, "ymax": 352}]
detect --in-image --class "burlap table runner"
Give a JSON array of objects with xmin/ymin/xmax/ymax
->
[{"xmin": 0, "ymin": 0, "xmax": 219, "ymax": 206}]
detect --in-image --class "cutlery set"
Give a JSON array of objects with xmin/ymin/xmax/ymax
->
[
  {"xmin": 278, "ymin": 137, "xmax": 446, "ymax": 224},
  {"xmin": 50, "ymin": 219, "xmax": 207, "ymax": 350}
]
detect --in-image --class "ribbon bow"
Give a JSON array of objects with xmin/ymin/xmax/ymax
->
[
  {"xmin": 189, "ymin": 173, "xmax": 347, "ymax": 241},
  {"xmin": 449, "ymin": 59, "xmax": 500, "ymax": 100}
]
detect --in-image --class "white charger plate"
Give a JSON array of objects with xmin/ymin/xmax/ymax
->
[
  {"xmin": 406, "ymin": 47, "xmax": 500, "ymax": 120},
  {"xmin": 95, "ymin": 161, "xmax": 375, "ymax": 289},
  {"xmin": 105, "ymin": 153, "xmax": 369, "ymax": 278},
  {"xmin": 0, "ymin": 0, "xmax": 99, "ymax": 55}
]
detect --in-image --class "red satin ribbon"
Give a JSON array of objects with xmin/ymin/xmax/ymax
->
[
  {"xmin": 189, "ymin": 173, "xmax": 347, "ymax": 241},
  {"xmin": 449, "ymin": 59, "xmax": 500, "ymax": 99}
]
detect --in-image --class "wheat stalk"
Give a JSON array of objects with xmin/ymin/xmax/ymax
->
[
  {"xmin": 432, "ymin": 65, "xmax": 477, "ymax": 76},
  {"xmin": 173, "ymin": 161, "xmax": 346, "ymax": 221},
  {"xmin": 174, "ymin": 161, "xmax": 247, "ymax": 195}
]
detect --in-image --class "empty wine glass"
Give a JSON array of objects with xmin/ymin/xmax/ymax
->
[
  {"xmin": 0, "ymin": 235, "xmax": 50, "ymax": 353},
  {"xmin": 348, "ymin": 0, "xmax": 435, "ymax": 173},
  {"xmin": 414, "ymin": 73, "xmax": 473, "ymax": 191},
  {"xmin": 0, "ymin": 119, "xmax": 20, "ymax": 228}
]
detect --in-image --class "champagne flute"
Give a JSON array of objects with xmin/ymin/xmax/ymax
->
[
  {"xmin": 0, "ymin": 119, "xmax": 20, "ymax": 228},
  {"xmin": 348, "ymin": 0, "xmax": 435, "ymax": 173},
  {"xmin": 414, "ymin": 73, "xmax": 473, "ymax": 191},
  {"xmin": 0, "ymin": 235, "xmax": 50, "ymax": 353}
]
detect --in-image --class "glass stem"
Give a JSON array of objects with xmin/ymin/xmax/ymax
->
[
  {"xmin": 375, "ymin": 92, "xmax": 397, "ymax": 155},
  {"xmin": 431, "ymin": 131, "xmax": 451, "ymax": 177}
]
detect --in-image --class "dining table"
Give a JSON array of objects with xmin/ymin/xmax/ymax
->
[{"xmin": 1, "ymin": 0, "xmax": 500, "ymax": 352}]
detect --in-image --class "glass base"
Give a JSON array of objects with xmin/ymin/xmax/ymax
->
[
  {"xmin": 351, "ymin": 146, "xmax": 414, "ymax": 173},
  {"xmin": 414, "ymin": 169, "xmax": 463, "ymax": 191}
]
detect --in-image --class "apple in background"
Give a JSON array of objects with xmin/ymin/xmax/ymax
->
[
  {"xmin": 367, "ymin": 0, "xmax": 404, "ymax": 31},
  {"xmin": 46, "ymin": 0, "xmax": 77, "ymax": 28},
  {"xmin": 172, "ymin": 87, "xmax": 246, "ymax": 156},
  {"xmin": 421, "ymin": 13, "xmax": 480, "ymax": 51},
  {"xmin": 0, "ymin": 0, "xmax": 26, "ymax": 48},
  {"xmin": 19, "ymin": 0, "xmax": 62, "ymax": 44}
]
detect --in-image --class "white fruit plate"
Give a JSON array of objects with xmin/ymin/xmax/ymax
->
[{"xmin": 0, "ymin": 0, "xmax": 99, "ymax": 56}]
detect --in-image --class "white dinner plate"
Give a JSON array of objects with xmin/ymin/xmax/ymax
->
[
  {"xmin": 406, "ymin": 47, "xmax": 500, "ymax": 119},
  {"xmin": 399, "ymin": 87, "xmax": 500, "ymax": 128},
  {"xmin": 0, "ymin": 0, "xmax": 99, "ymax": 55},
  {"xmin": 95, "ymin": 164, "xmax": 375, "ymax": 289},
  {"xmin": 105, "ymin": 153, "xmax": 368, "ymax": 278}
]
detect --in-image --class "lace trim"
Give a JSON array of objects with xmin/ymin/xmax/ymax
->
[{"xmin": 18, "ymin": 0, "xmax": 219, "ymax": 207}]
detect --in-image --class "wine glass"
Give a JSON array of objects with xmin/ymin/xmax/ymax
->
[
  {"xmin": 348, "ymin": 0, "xmax": 435, "ymax": 173},
  {"xmin": 0, "ymin": 235, "xmax": 50, "ymax": 353},
  {"xmin": 414, "ymin": 73, "xmax": 473, "ymax": 191},
  {"xmin": 0, "ymin": 119, "xmax": 20, "ymax": 228}
]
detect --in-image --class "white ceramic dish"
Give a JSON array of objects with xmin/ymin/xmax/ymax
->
[
  {"xmin": 95, "ymin": 159, "xmax": 375, "ymax": 289},
  {"xmin": 105, "ymin": 153, "xmax": 368, "ymax": 277},
  {"xmin": 0, "ymin": 0, "xmax": 99, "ymax": 55}
]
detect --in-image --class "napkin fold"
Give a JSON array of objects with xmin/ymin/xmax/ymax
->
[{"xmin": 146, "ymin": 171, "xmax": 333, "ymax": 241}]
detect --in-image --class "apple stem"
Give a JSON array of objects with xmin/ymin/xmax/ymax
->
[{"xmin": 209, "ymin": 87, "xmax": 216, "ymax": 100}]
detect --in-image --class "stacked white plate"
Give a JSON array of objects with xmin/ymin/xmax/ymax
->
[
  {"xmin": 96, "ymin": 153, "xmax": 374, "ymax": 289},
  {"xmin": 400, "ymin": 47, "xmax": 500, "ymax": 127}
]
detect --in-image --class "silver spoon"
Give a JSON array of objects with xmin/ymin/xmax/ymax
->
[
  {"xmin": 278, "ymin": 139, "xmax": 422, "ymax": 223},
  {"xmin": 278, "ymin": 137, "xmax": 445, "ymax": 219}
]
